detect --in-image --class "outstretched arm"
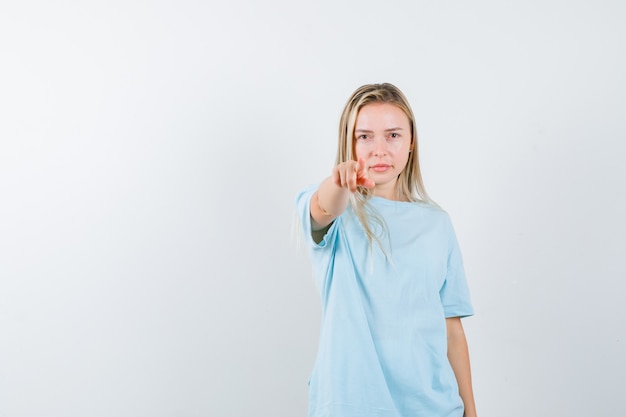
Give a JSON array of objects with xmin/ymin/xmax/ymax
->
[
  {"xmin": 310, "ymin": 158, "xmax": 374, "ymax": 231},
  {"xmin": 446, "ymin": 317, "xmax": 477, "ymax": 417}
]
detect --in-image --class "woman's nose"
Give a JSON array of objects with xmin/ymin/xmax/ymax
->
[{"xmin": 373, "ymin": 138, "xmax": 387, "ymax": 156}]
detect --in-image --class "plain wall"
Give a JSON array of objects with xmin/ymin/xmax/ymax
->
[{"xmin": 1, "ymin": 1, "xmax": 625, "ymax": 416}]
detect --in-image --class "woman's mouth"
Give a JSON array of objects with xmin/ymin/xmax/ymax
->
[{"xmin": 371, "ymin": 164, "xmax": 391, "ymax": 172}]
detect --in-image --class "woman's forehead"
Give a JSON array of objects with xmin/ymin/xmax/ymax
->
[{"xmin": 355, "ymin": 103, "xmax": 410, "ymax": 128}]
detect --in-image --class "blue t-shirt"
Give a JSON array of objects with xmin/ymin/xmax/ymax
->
[{"xmin": 295, "ymin": 184, "xmax": 474, "ymax": 417}]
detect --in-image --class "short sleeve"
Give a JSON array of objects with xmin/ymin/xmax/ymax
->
[
  {"xmin": 439, "ymin": 215, "xmax": 474, "ymax": 318},
  {"xmin": 294, "ymin": 184, "xmax": 340, "ymax": 250},
  {"xmin": 294, "ymin": 184, "xmax": 342, "ymax": 293}
]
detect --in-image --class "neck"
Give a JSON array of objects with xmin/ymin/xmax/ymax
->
[{"xmin": 372, "ymin": 183, "xmax": 405, "ymax": 201}]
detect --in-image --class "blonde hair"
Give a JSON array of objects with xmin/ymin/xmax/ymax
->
[{"xmin": 336, "ymin": 83, "xmax": 434, "ymax": 253}]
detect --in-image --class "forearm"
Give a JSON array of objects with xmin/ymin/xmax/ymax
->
[
  {"xmin": 311, "ymin": 176, "xmax": 351, "ymax": 230},
  {"xmin": 446, "ymin": 317, "xmax": 477, "ymax": 417}
]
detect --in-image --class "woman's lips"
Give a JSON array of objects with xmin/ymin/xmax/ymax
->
[{"xmin": 371, "ymin": 164, "xmax": 391, "ymax": 172}]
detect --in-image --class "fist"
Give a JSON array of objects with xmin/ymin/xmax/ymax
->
[{"xmin": 332, "ymin": 158, "xmax": 375, "ymax": 193}]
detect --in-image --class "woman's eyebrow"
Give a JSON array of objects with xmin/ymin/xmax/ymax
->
[{"xmin": 355, "ymin": 127, "xmax": 404, "ymax": 133}]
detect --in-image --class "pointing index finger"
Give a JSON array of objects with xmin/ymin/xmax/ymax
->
[
  {"xmin": 356, "ymin": 158, "xmax": 375, "ymax": 189},
  {"xmin": 357, "ymin": 158, "xmax": 367, "ymax": 173}
]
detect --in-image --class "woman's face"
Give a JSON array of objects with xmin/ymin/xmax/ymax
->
[{"xmin": 354, "ymin": 102, "xmax": 412, "ymax": 199}]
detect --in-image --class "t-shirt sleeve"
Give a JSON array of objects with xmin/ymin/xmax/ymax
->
[
  {"xmin": 294, "ymin": 183, "xmax": 340, "ymax": 250},
  {"xmin": 440, "ymin": 215, "xmax": 474, "ymax": 318}
]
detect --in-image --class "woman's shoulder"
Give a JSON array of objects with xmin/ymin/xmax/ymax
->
[
  {"xmin": 371, "ymin": 196, "xmax": 447, "ymax": 215},
  {"xmin": 294, "ymin": 183, "xmax": 319, "ymax": 205}
]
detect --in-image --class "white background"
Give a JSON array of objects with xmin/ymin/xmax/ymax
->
[{"xmin": 1, "ymin": 1, "xmax": 625, "ymax": 416}]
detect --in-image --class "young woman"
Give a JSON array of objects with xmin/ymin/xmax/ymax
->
[{"xmin": 295, "ymin": 83, "xmax": 477, "ymax": 417}]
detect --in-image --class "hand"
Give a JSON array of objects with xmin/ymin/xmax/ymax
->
[{"xmin": 332, "ymin": 158, "xmax": 375, "ymax": 193}]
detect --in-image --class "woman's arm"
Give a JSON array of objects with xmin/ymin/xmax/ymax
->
[
  {"xmin": 310, "ymin": 158, "xmax": 374, "ymax": 231},
  {"xmin": 446, "ymin": 317, "xmax": 477, "ymax": 417},
  {"xmin": 310, "ymin": 176, "xmax": 350, "ymax": 231}
]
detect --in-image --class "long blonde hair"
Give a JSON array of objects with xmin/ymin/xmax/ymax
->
[{"xmin": 336, "ymin": 83, "xmax": 434, "ymax": 252}]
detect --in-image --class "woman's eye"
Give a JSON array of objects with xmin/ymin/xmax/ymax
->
[
  {"xmin": 357, "ymin": 135, "xmax": 369, "ymax": 140},
  {"xmin": 389, "ymin": 133, "xmax": 399, "ymax": 139}
]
